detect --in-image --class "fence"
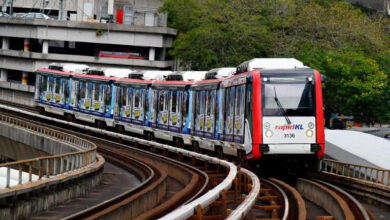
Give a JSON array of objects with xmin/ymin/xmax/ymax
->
[{"xmin": 320, "ymin": 159, "xmax": 389, "ymax": 187}]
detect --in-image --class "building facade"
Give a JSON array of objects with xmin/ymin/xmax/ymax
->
[{"xmin": 0, "ymin": 0, "xmax": 176, "ymax": 86}]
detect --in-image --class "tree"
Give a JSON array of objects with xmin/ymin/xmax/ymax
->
[{"xmin": 161, "ymin": 0, "xmax": 390, "ymax": 123}]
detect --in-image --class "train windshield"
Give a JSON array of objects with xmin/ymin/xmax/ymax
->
[{"xmin": 262, "ymin": 76, "xmax": 314, "ymax": 116}]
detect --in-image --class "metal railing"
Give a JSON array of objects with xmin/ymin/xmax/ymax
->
[
  {"xmin": 0, "ymin": 113, "xmax": 97, "ymax": 188},
  {"xmin": 320, "ymin": 159, "xmax": 390, "ymax": 187}
]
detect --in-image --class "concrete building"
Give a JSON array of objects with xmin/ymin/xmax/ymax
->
[
  {"xmin": 0, "ymin": 0, "xmax": 176, "ymax": 86},
  {"xmin": 346, "ymin": 0, "xmax": 390, "ymax": 14}
]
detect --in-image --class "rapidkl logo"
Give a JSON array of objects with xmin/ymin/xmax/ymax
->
[{"xmin": 274, "ymin": 124, "xmax": 304, "ymax": 131}]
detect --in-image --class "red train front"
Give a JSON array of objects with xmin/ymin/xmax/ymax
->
[{"xmin": 235, "ymin": 58, "xmax": 325, "ymax": 162}]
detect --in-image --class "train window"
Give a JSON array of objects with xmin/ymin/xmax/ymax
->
[
  {"xmin": 127, "ymin": 87, "xmax": 133, "ymax": 107},
  {"xmin": 134, "ymin": 88, "xmax": 140, "ymax": 108},
  {"xmin": 195, "ymin": 91, "xmax": 201, "ymax": 117},
  {"xmin": 151, "ymin": 89, "xmax": 158, "ymax": 122},
  {"xmin": 77, "ymin": 82, "xmax": 82, "ymax": 102},
  {"xmin": 262, "ymin": 76, "xmax": 315, "ymax": 116},
  {"xmin": 42, "ymin": 75, "xmax": 47, "ymax": 93},
  {"xmin": 54, "ymin": 78, "xmax": 60, "ymax": 94},
  {"xmin": 42, "ymin": 76, "xmax": 47, "ymax": 93},
  {"xmin": 104, "ymin": 85, "xmax": 111, "ymax": 112},
  {"xmin": 219, "ymin": 88, "xmax": 225, "ymax": 135},
  {"xmin": 145, "ymin": 88, "xmax": 150, "ymax": 116},
  {"xmin": 87, "ymin": 83, "xmax": 93, "ymax": 100},
  {"xmin": 182, "ymin": 90, "xmax": 189, "ymax": 127},
  {"xmin": 94, "ymin": 83, "xmax": 99, "ymax": 101},
  {"xmin": 48, "ymin": 77, "xmax": 54, "ymax": 93},
  {"xmin": 158, "ymin": 90, "xmax": 164, "ymax": 111},
  {"xmin": 64, "ymin": 79, "xmax": 69, "ymax": 102},
  {"xmin": 171, "ymin": 90, "xmax": 177, "ymax": 113},
  {"xmin": 80, "ymin": 82, "xmax": 86, "ymax": 99},
  {"xmin": 225, "ymin": 86, "xmax": 235, "ymax": 136},
  {"xmin": 235, "ymin": 85, "xmax": 246, "ymax": 116},
  {"xmin": 245, "ymin": 83, "xmax": 253, "ymax": 133}
]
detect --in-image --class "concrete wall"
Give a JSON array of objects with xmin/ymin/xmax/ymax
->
[
  {"xmin": 0, "ymin": 122, "xmax": 80, "ymax": 159},
  {"xmin": 0, "ymin": 82, "xmax": 34, "ymax": 107}
]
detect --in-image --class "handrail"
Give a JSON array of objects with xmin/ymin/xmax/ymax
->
[
  {"xmin": 0, "ymin": 113, "xmax": 97, "ymax": 188},
  {"xmin": 320, "ymin": 159, "xmax": 390, "ymax": 187}
]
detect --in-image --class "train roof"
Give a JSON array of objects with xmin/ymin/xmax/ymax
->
[
  {"xmin": 236, "ymin": 58, "xmax": 308, "ymax": 74},
  {"xmin": 103, "ymin": 68, "xmax": 135, "ymax": 78},
  {"xmin": 139, "ymin": 71, "xmax": 173, "ymax": 80},
  {"xmin": 116, "ymin": 77, "xmax": 152, "ymax": 85},
  {"xmin": 36, "ymin": 68, "xmax": 74, "ymax": 76},
  {"xmin": 48, "ymin": 63, "xmax": 89, "ymax": 73},
  {"xmin": 166, "ymin": 71, "xmax": 207, "ymax": 81},
  {"xmin": 152, "ymin": 80, "xmax": 194, "ymax": 88},
  {"xmin": 205, "ymin": 67, "xmax": 236, "ymax": 79},
  {"xmin": 73, "ymin": 73, "xmax": 117, "ymax": 82}
]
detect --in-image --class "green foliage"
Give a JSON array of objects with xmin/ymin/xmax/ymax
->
[{"xmin": 161, "ymin": 0, "xmax": 390, "ymax": 123}]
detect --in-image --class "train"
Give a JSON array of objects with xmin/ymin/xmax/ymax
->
[{"xmin": 34, "ymin": 58, "xmax": 325, "ymax": 165}]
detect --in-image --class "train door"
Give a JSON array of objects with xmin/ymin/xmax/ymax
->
[
  {"xmin": 120, "ymin": 86, "xmax": 133, "ymax": 122},
  {"xmin": 195, "ymin": 90, "xmax": 205, "ymax": 137},
  {"xmin": 157, "ymin": 89, "xmax": 169, "ymax": 129},
  {"xmin": 131, "ymin": 87, "xmax": 145, "ymax": 125},
  {"xmin": 216, "ymin": 88, "xmax": 225, "ymax": 140},
  {"xmin": 64, "ymin": 78, "xmax": 70, "ymax": 108},
  {"xmin": 70, "ymin": 80, "xmax": 78, "ymax": 109},
  {"xmin": 114, "ymin": 85, "xmax": 121, "ymax": 119},
  {"xmin": 224, "ymin": 86, "xmax": 235, "ymax": 142},
  {"xmin": 169, "ymin": 89, "xmax": 182, "ymax": 132},
  {"xmin": 104, "ymin": 84, "xmax": 113, "ymax": 116},
  {"xmin": 181, "ymin": 89, "xmax": 191, "ymax": 133},
  {"xmin": 43, "ymin": 76, "xmax": 54, "ymax": 102},
  {"xmin": 149, "ymin": 89, "xmax": 158, "ymax": 127},
  {"xmin": 204, "ymin": 90, "xmax": 216, "ymax": 139},
  {"xmin": 53, "ymin": 78, "xmax": 67, "ymax": 106},
  {"xmin": 144, "ymin": 87, "xmax": 151, "ymax": 126},
  {"xmin": 35, "ymin": 74, "xmax": 47, "ymax": 101},
  {"xmin": 79, "ymin": 81, "xmax": 92, "ymax": 111},
  {"xmin": 234, "ymin": 84, "xmax": 246, "ymax": 143},
  {"xmin": 92, "ymin": 83, "xmax": 105, "ymax": 114}
]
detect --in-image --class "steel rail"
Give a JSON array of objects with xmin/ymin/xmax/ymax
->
[{"xmin": 263, "ymin": 178, "xmax": 289, "ymax": 220}]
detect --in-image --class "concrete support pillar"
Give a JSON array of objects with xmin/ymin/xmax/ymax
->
[
  {"xmin": 2, "ymin": 37, "xmax": 9, "ymax": 50},
  {"xmin": 42, "ymin": 40, "xmax": 49, "ymax": 54},
  {"xmin": 0, "ymin": 69, "xmax": 8, "ymax": 82},
  {"xmin": 149, "ymin": 48, "xmax": 155, "ymax": 61},
  {"xmin": 24, "ymin": 38, "xmax": 30, "ymax": 52},
  {"xmin": 22, "ymin": 72, "xmax": 28, "ymax": 85}
]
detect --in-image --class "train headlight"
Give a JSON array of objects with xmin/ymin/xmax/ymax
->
[
  {"xmin": 308, "ymin": 122, "xmax": 314, "ymax": 129},
  {"xmin": 265, "ymin": 130, "xmax": 273, "ymax": 138},
  {"xmin": 306, "ymin": 129, "xmax": 314, "ymax": 137}
]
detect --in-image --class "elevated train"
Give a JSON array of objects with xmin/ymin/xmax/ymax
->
[{"xmin": 34, "ymin": 58, "xmax": 325, "ymax": 164}]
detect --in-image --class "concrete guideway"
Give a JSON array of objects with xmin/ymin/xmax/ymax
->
[{"xmin": 0, "ymin": 112, "xmax": 104, "ymax": 219}]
